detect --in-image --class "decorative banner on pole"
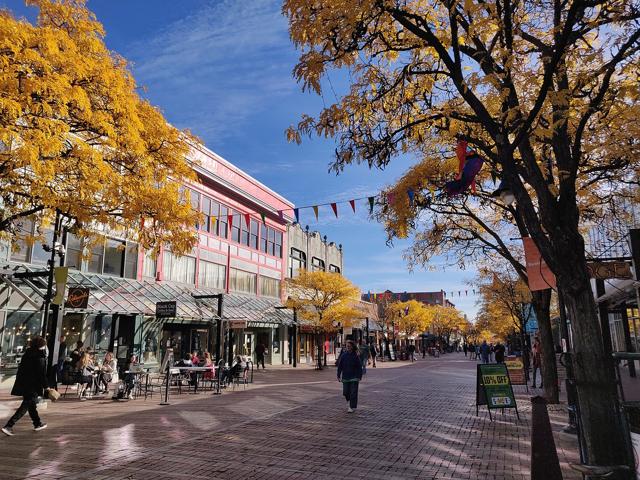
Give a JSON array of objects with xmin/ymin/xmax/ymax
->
[
  {"xmin": 368, "ymin": 197, "xmax": 375, "ymax": 214},
  {"xmin": 260, "ymin": 212, "xmax": 266, "ymax": 225},
  {"xmin": 523, "ymin": 237, "xmax": 556, "ymax": 291},
  {"xmin": 313, "ymin": 205, "xmax": 319, "ymax": 220},
  {"xmin": 294, "ymin": 208, "xmax": 299, "ymax": 223},
  {"xmin": 349, "ymin": 199, "xmax": 356, "ymax": 213},
  {"xmin": 407, "ymin": 189, "xmax": 415, "ymax": 206},
  {"xmin": 330, "ymin": 203, "xmax": 338, "ymax": 218},
  {"xmin": 51, "ymin": 267, "xmax": 69, "ymax": 306},
  {"xmin": 244, "ymin": 213, "xmax": 251, "ymax": 228}
]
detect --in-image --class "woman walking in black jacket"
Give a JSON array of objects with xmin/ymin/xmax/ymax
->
[
  {"xmin": 2, "ymin": 336, "xmax": 50, "ymax": 436},
  {"xmin": 337, "ymin": 340, "xmax": 363, "ymax": 413}
]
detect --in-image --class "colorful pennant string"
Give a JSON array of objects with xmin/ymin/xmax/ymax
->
[
  {"xmin": 294, "ymin": 208, "xmax": 299, "ymax": 223},
  {"xmin": 260, "ymin": 212, "xmax": 266, "ymax": 224},
  {"xmin": 330, "ymin": 203, "xmax": 338, "ymax": 218},
  {"xmin": 313, "ymin": 205, "xmax": 319, "ymax": 220},
  {"xmin": 349, "ymin": 200, "xmax": 356, "ymax": 213},
  {"xmin": 244, "ymin": 213, "xmax": 250, "ymax": 228}
]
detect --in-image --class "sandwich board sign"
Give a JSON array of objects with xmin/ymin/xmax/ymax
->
[
  {"xmin": 476, "ymin": 363, "xmax": 519, "ymax": 420},
  {"xmin": 505, "ymin": 356, "xmax": 527, "ymax": 387}
]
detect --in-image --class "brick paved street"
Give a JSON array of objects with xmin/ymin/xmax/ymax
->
[{"xmin": 0, "ymin": 354, "xmax": 580, "ymax": 480}]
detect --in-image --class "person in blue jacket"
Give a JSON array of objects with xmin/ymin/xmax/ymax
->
[{"xmin": 337, "ymin": 340, "xmax": 363, "ymax": 413}]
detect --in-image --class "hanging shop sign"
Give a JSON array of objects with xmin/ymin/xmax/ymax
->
[
  {"xmin": 586, "ymin": 261, "xmax": 632, "ymax": 280},
  {"xmin": 504, "ymin": 356, "xmax": 526, "ymax": 386},
  {"xmin": 64, "ymin": 287, "xmax": 90, "ymax": 309},
  {"xmin": 523, "ymin": 237, "xmax": 556, "ymax": 291},
  {"xmin": 228, "ymin": 320, "xmax": 247, "ymax": 329},
  {"xmin": 476, "ymin": 363, "xmax": 519, "ymax": 421},
  {"xmin": 156, "ymin": 301, "xmax": 177, "ymax": 318}
]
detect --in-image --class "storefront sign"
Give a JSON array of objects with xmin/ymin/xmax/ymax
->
[
  {"xmin": 64, "ymin": 287, "xmax": 90, "ymax": 309},
  {"xmin": 586, "ymin": 261, "xmax": 632, "ymax": 280},
  {"xmin": 156, "ymin": 301, "xmax": 177, "ymax": 318},
  {"xmin": 504, "ymin": 356, "xmax": 526, "ymax": 385},
  {"xmin": 476, "ymin": 364, "xmax": 519, "ymax": 420},
  {"xmin": 299, "ymin": 324, "xmax": 315, "ymax": 333},
  {"xmin": 228, "ymin": 320, "xmax": 247, "ymax": 329}
]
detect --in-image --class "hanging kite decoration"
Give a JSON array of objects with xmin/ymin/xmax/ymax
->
[{"xmin": 445, "ymin": 139, "xmax": 484, "ymax": 197}]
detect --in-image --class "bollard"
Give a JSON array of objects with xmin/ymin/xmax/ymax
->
[
  {"xmin": 160, "ymin": 362, "xmax": 171, "ymax": 405},
  {"xmin": 531, "ymin": 396, "xmax": 563, "ymax": 480}
]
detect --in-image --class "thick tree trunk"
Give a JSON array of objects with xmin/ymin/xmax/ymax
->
[
  {"xmin": 531, "ymin": 289, "xmax": 559, "ymax": 404},
  {"xmin": 559, "ymin": 268, "xmax": 632, "ymax": 476}
]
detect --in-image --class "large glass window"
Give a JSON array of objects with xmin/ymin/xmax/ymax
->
[
  {"xmin": 231, "ymin": 210, "xmax": 241, "ymax": 243},
  {"xmin": 124, "ymin": 242, "xmax": 138, "ymax": 279},
  {"xmin": 190, "ymin": 189, "xmax": 200, "ymax": 229},
  {"xmin": 30, "ymin": 228, "xmax": 54, "ymax": 265},
  {"xmin": 250, "ymin": 220, "xmax": 259, "ymax": 250},
  {"xmin": 329, "ymin": 264, "xmax": 341, "ymax": 273},
  {"xmin": 87, "ymin": 240, "xmax": 104, "ymax": 274},
  {"xmin": 311, "ymin": 257, "xmax": 325, "ymax": 272},
  {"xmin": 103, "ymin": 238, "xmax": 125, "ymax": 276},
  {"xmin": 218, "ymin": 205, "xmax": 228, "ymax": 239},
  {"xmin": 241, "ymin": 216, "xmax": 250, "ymax": 246},
  {"xmin": 143, "ymin": 250, "xmax": 157, "ymax": 279},
  {"xmin": 198, "ymin": 260, "xmax": 226, "ymax": 289},
  {"xmin": 10, "ymin": 218, "xmax": 34, "ymax": 263},
  {"xmin": 162, "ymin": 251, "xmax": 196, "ymax": 284},
  {"xmin": 229, "ymin": 268, "xmax": 256, "ymax": 294},
  {"xmin": 260, "ymin": 276, "xmax": 280, "ymax": 298},
  {"xmin": 65, "ymin": 233, "xmax": 83, "ymax": 270},
  {"xmin": 1, "ymin": 312, "xmax": 42, "ymax": 369},
  {"xmin": 261, "ymin": 226, "xmax": 283, "ymax": 258},
  {"xmin": 289, "ymin": 248, "xmax": 306, "ymax": 277},
  {"xmin": 201, "ymin": 196, "xmax": 211, "ymax": 233}
]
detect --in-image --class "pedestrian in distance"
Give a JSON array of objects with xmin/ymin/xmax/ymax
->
[
  {"xmin": 494, "ymin": 342, "xmax": 506, "ymax": 363},
  {"xmin": 407, "ymin": 343, "xmax": 416, "ymax": 362},
  {"xmin": 480, "ymin": 340, "xmax": 490, "ymax": 364},
  {"xmin": 370, "ymin": 343, "xmax": 377, "ymax": 368},
  {"xmin": 337, "ymin": 340, "xmax": 363, "ymax": 413},
  {"xmin": 463, "ymin": 343, "xmax": 468, "ymax": 357},
  {"xmin": 532, "ymin": 337, "xmax": 543, "ymax": 388},
  {"xmin": 358, "ymin": 340, "xmax": 369, "ymax": 375},
  {"xmin": 255, "ymin": 343, "xmax": 266, "ymax": 369},
  {"xmin": 2, "ymin": 336, "xmax": 50, "ymax": 436}
]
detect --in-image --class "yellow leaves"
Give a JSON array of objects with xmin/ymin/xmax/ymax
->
[
  {"xmin": 286, "ymin": 269, "xmax": 361, "ymax": 331},
  {"xmin": 0, "ymin": 0, "xmax": 199, "ymax": 255}
]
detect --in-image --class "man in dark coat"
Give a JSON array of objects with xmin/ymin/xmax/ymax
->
[
  {"xmin": 255, "ymin": 343, "xmax": 266, "ymax": 369},
  {"xmin": 337, "ymin": 340, "xmax": 363, "ymax": 413},
  {"xmin": 2, "ymin": 336, "xmax": 49, "ymax": 436}
]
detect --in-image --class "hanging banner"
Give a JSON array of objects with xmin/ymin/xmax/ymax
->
[
  {"xmin": 51, "ymin": 267, "xmax": 68, "ymax": 306},
  {"xmin": 523, "ymin": 237, "xmax": 556, "ymax": 291}
]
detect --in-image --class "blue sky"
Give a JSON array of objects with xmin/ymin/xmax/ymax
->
[{"xmin": 5, "ymin": 0, "xmax": 479, "ymax": 317}]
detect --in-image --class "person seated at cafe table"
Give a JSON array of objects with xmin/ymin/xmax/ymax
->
[
  {"xmin": 202, "ymin": 352, "xmax": 215, "ymax": 380},
  {"xmin": 98, "ymin": 352, "xmax": 118, "ymax": 393},
  {"xmin": 70, "ymin": 340, "xmax": 84, "ymax": 366},
  {"xmin": 191, "ymin": 350, "xmax": 200, "ymax": 366},
  {"xmin": 123, "ymin": 354, "xmax": 140, "ymax": 400},
  {"xmin": 76, "ymin": 352, "xmax": 95, "ymax": 400}
]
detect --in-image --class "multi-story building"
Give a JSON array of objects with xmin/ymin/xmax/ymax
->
[
  {"xmin": 286, "ymin": 222, "xmax": 344, "ymax": 365},
  {"xmin": 363, "ymin": 290, "xmax": 455, "ymax": 308},
  {"xmin": 0, "ymin": 143, "xmax": 298, "ymax": 381}
]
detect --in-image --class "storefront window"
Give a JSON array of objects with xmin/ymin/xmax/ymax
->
[
  {"xmin": 163, "ymin": 251, "xmax": 196, "ymax": 284},
  {"xmin": 141, "ymin": 319, "xmax": 161, "ymax": 364},
  {"xmin": 103, "ymin": 238, "xmax": 124, "ymax": 276},
  {"xmin": 91, "ymin": 315, "xmax": 112, "ymax": 355},
  {"xmin": 61, "ymin": 314, "xmax": 84, "ymax": 349},
  {"xmin": 259, "ymin": 276, "xmax": 280, "ymax": 298},
  {"xmin": 124, "ymin": 242, "xmax": 138, "ymax": 279},
  {"xmin": 30, "ymin": 228, "xmax": 54, "ymax": 265},
  {"xmin": 229, "ymin": 268, "xmax": 256, "ymax": 294},
  {"xmin": 87, "ymin": 239, "xmax": 104, "ymax": 273},
  {"xmin": 143, "ymin": 250, "xmax": 157, "ymax": 279},
  {"xmin": 198, "ymin": 261, "xmax": 226, "ymax": 289},
  {"xmin": 1, "ymin": 312, "xmax": 42, "ymax": 370},
  {"xmin": 65, "ymin": 233, "xmax": 84, "ymax": 270}
]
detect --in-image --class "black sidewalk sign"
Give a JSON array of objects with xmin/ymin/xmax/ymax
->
[
  {"xmin": 156, "ymin": 301, "xmax": 177, "ymax": 318},
  {"xmin": 476, "ymin": 363, "xmax": 520, "ymax": 421}
]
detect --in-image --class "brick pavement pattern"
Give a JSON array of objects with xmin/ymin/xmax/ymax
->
[{"xmin": 0, "ymin": 354, "xmax": 580, "ymax": 480}]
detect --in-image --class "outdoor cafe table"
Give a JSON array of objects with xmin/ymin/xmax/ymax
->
[
  {"xmin": 123, "ymin": 369, "xmax": 151, "ymax": 398},
  {"xmin": 173, "ymin": 366, "xmax": 215, "ymax": 394}
]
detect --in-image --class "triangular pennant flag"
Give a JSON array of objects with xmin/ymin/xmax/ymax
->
[
  {"xmin": 260, "ymin": 212, "xmax": 266, "ymax": 225},
  {"xmin": 349, "ymin": 199, "xmax": 356, "ymax": 213},
  {"xmin": 368, "ymin": 196, "xmax": 375, "ymax": 214},
  {"xmin": 244, "ymin": 213, "xmax": 250, "ymax": 228},
  {"xmin": 294, "ymin": 208, "xmax": 299, "ymax": 223},
  {"xmin": 228, "ymin": 214, "xmax": 234, "ymax": 229},
  {"xmin": 330, "ymin": 203, "xmax": 338, "ymax": 218},
  {"xmin": 210, "ymin": 216, "xmax": 217, "ymax": 232},
  {"xmin": 465, "ymin": 290, "xmax": 468, "ymax": 296},
  {"xmin": 407, "ymin": 189, "xmax": 415, "ymax": 205},
  {"xmin": 387, "ymin": 192, "xmax": 396, "ymax": 204},
  {"xmin": 313, "ymin": 205, "xmax": 319, "ymax": 220}
]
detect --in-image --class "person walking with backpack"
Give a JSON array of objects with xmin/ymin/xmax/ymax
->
[
  {"xmin": 2, "ymin": 336, "xmax": 50, "ymax": 436},
  {"xmin": 337, "ymin": 340, "xmax": 363, "ymax": 413}
]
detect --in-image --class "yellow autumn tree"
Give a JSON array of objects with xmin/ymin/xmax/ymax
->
[
  {"xmin": 285, "ymin": 269, "xmax": 361, "ymax": 370},
  {"xmin": 425, "ymin": 304, "xmax": 468, "ymax": 346},
  {"xmin": 0, "ymin": 0, "xmax": 200, "ymax": 254},
  {"xmin": 386, "ymin": 300, "xmax": 430, "ymax": 339},
  {"xmin": 284, "ymin": 0, "xmax": 639, "ymax": 466}
]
